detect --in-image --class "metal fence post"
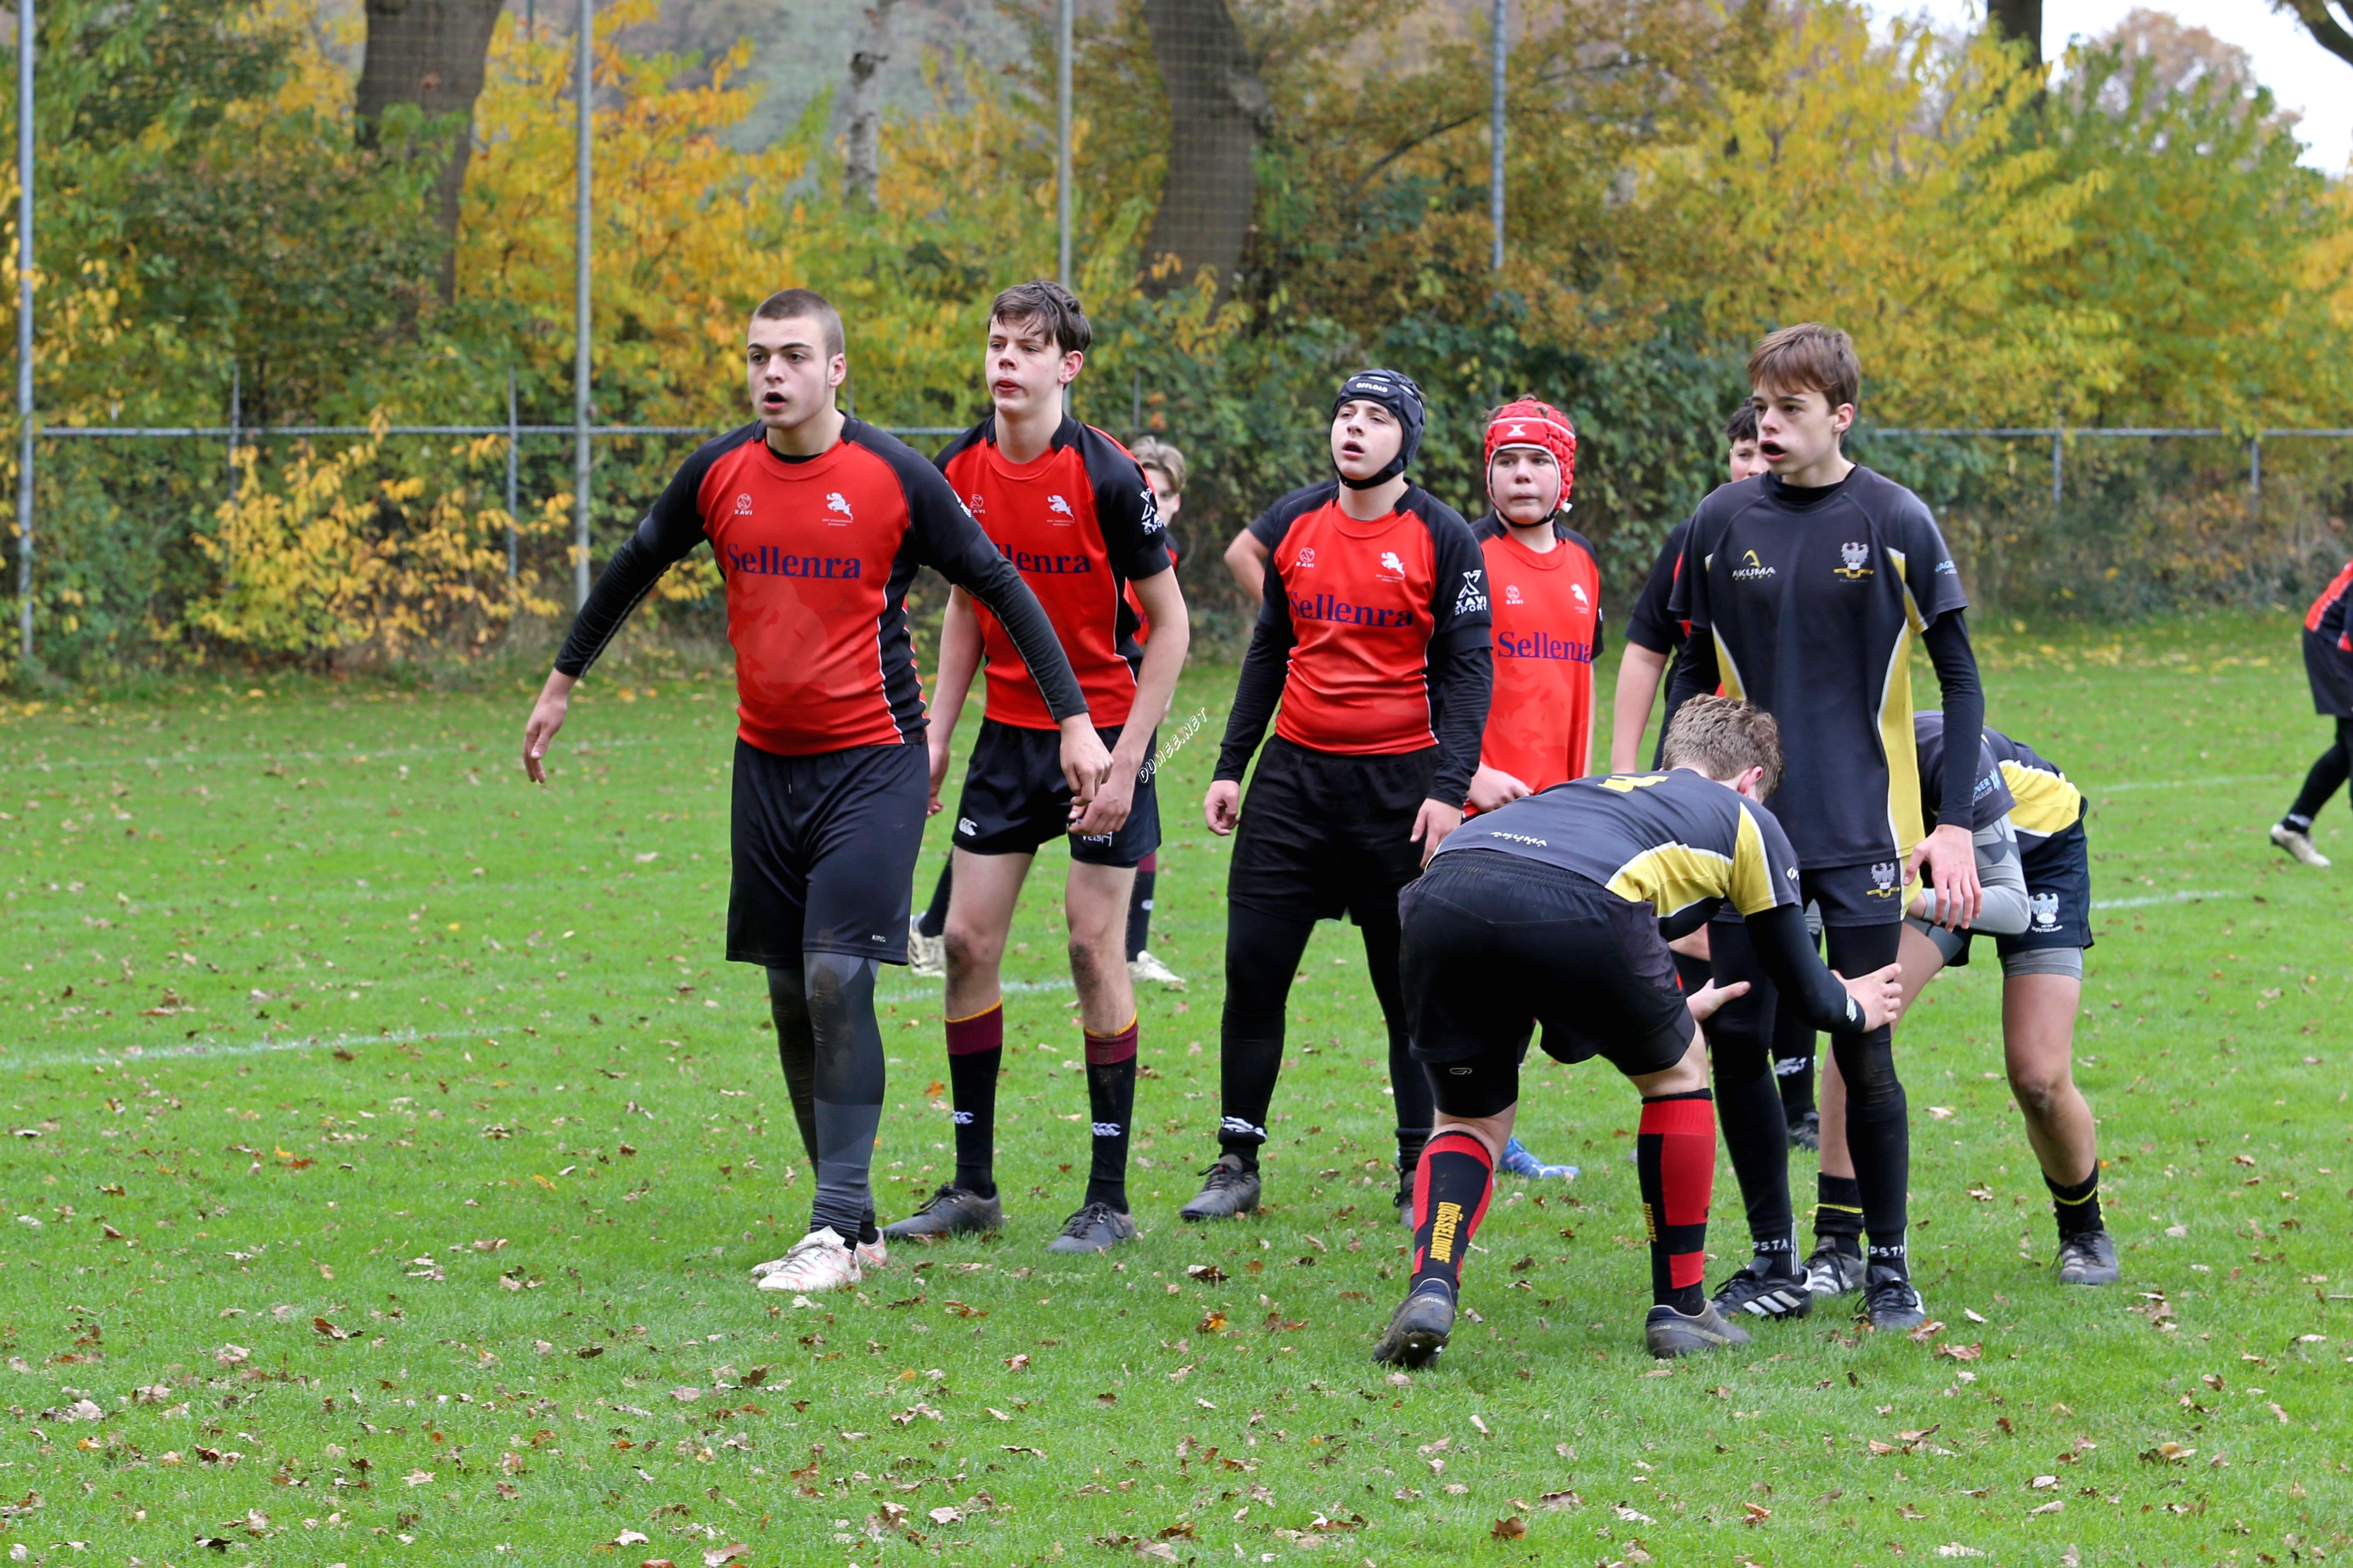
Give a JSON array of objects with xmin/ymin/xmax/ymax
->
[
  {"xmin": 1489, "ymin": 0, "xmax": 1506, "ymax": 271},
  {"xmin": 13, "ymin": 0, "xmax": 32, "ymax": 664},
  {"xmin": 1055, "ymin": 0, "xmax": 1072, "ymax": 287},
  {"xmin": 505, "ymin": 366, "xmax": 520, "ymax": 581},
  {"xmin": 572, "ymin": 0, "xmax": 594, "ymax": 610},
  {"xmin": 2248, "ymin": 436, "xmax": 2261, "ymax": 529},
  {"xmin": 2050, "ymin": 423, "xmax": 2062, "ymax": 524},
  {"xmin": 227, "ymin": 361, "xmax": 240, "ymax": 501}
]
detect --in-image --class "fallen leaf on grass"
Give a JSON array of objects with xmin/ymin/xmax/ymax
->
[
  {"xmin": 2140, "ymin": 1442, "xmax": 2195, "ymax": 1464},
  {"xmin": 1491, "ymin": 1516, "xmax": 1527, "ymax": 1540},
  {"xmin": 1936, "ymin": 1546, "xmax": 1986, "ymax": 1558},
  {"xmin": 1539, "ymin": 1490, "xmax": 1581, "ymax": 1509},
  {"xmin": 1185, "ymin": 1264, "xmax": 1226, "ymax": 1283},
  {"xmin": 1613, "ymin": 1505, "xmax": 1654, "ymax": 1524},
  {"xmin": 402, "ymin": 1469, "xmax": 433, "ymax": 1487},
  {"xmin": 613, "ymin": 1532, "xmax": 650, "ymax": 1547},
  {"xmin": 928, "ymin": 1507, "xmax": 962, "ymax": 1526},
  {"xmin": 576, "ymin": 1345, "xmax": 603, "ymax": 1359},
  {"xmin": 2028, "ymin": 1500, "xmax": 2064, "ymax": 1517},
  {"xmin": 312, "ymin": 1318, "xmax": 347, "ymax": 1340},
  {"xmin": 701, "ymin": 1545, "xmax": 749, "ymax": 1567}
]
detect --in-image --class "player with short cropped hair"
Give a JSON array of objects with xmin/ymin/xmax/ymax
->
[
  {"xmin": 1189, "ymin": 369, "xmax": 1492, "ymax": 1225},
  {"xmin": 888, "ymin": 280, "xmax": 1188, "ymax": 1255},
  {"xmin": 522, "ymin": 286, "xmax": 1104, "ymax": 1293},
  {"xmin": 1811, "ymin": 718, "xmax": 2116, "ymax": 1291},
  {"xmin": 1370, "ymin": 696, "xmax": 1903, "ymax": 1364},
  {"xmin": 2272, "ymin": 559, "xmax": 2353, "ymax": 867},
  {"xmin": 1665, "ymin": 322, "xmax": 1986, "ymax": 1332}
]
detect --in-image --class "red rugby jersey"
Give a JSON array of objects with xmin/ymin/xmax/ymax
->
[
  {"xmin": 1474, "ymin": 516, "xmax": 1604, "ymax": 795},
  {"xmin": 2307, "ymin": 560, "xmax": 2353, "ymax": 649},
  {"xmin": 937, "ymin": 416, "xmax": 1174, "ymax": 731},
  {"xmin": 554, "ymin": 420, "xmax": 1085, "ymax": 755}
]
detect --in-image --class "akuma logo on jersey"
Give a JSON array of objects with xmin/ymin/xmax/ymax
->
[
  {"xmin": 2030, "ymin": 891, "xmax": 2061, "ymax": 931},
  {"xmin": 1867, "ymin": 862, "xmax": 1901, "ymax": 898},
  {"xmin": 1048, "ymin": 494, "xmax": 1075, "ymax": 521},
  {"xmin": 724, "ymin": 544, "xmax": 863, "ymax": 580},
  {"xmin": 826, "ymin": 492, "xmax": 854, "ymax": 522},
  {"xmin": 1732, "ymin": 548, "xmax": 1777, "ymax": 582},
  {"xmin": 732, "ymin": 492, "xmax": 755, "ymax": 517},
  {"xmin": 1504, "ymin": 584, "xmax": 1524, "ymax": 605},
  {"xmin": 1833, "ymin": 540, "xmax": 1873, "ymax": 579}
]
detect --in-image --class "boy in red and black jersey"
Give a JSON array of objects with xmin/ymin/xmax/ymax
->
[
  {"xmin": 521, "ymin": 287, "xmax": 1106, "ymax": 1295},
  {"xmin": 1466, "ymin": 397, "xmax": 1604, "ymax": 811},
  {"xmin": 2273, "ymin": 560, "xmax": 2353, "ymax": 866},
  {"xmin": 1185, "ymin": 369, "xmax": 1493, "ymax": 1224},
  {"xmin": 889, "ymin": 282, "xmax": 1188, "ymax": 1256}
]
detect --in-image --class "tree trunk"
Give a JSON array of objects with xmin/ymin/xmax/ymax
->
[
  {"xmin": 843, "ymin": 0, "xmax": 900, "ymax": 211},
  {"xmin": 2281, "ymin": 2, "xmax": 2353, "ymax": 71},
  {"xmin": 1140, "ymin": 0, "xmax": 1267, "ymax": 300},
  {"xmin": 1987, "ymin": 0, "xmax": 2042, "ymax": 65},
  {"xmin": 356, "ymin": 0, "xmax": 507, "ymax": 304}
]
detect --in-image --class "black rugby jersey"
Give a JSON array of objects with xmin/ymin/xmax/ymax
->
[
  {"xmin": 1665, "ymin": 467, "xmax": 1969, "ymax": 867},
  {"xmin": 1433, "ymin": 768, "xmax": 1803, "ymax": 925},
  {"xmin": 1911, "ymin": 713, "xmax": 2016, "ymax": 833},
  {"xmin": 1981, "ymin": 727, "xmax": 2083, "ymax": 840}
]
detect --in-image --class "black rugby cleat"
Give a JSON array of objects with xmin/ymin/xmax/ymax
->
[
  {"xmin": 2056, "ymin": 1228, "xmax": 2120, "ymax": 1286},
  {"xmin": 1178, "ymin": 1155, "xmax": 1261, "ymax": 1221},
  {"xmin": 882, "ymin": 1183, "xmax": 1003, "ymax": 1240},
  {"xmin": 1645, "ymin": 1301, "xmax": 1753, "ymax": 1359},
  {"xmin": 1712, "ymin": 1261, "xmax": 1814, "ymax": 1321},
  {"xmin": 1370, "ymin": 1280, "xmax": 1457, "ymax": 1367},
  {"xmin": 1863, "ymin": 1264, "xmax": 1928, "ymax": 1331}
]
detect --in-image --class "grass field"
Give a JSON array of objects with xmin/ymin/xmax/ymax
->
[{"xmin": 4, "ymin": 611, "xmax": 2351, "ymax": 1567}]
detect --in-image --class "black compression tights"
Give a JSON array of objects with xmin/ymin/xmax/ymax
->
[
  {"xmin": 1218, "ymin": 904, "xmax": 1431, "ymax": 1178},
  {"xmin": 2286, "ymin": 716, "xmax": 2353, "ymax": 826},
  {"xmin": 767, "ymin": 956, "xmax": 885, "ymax": 1241},
  {"xmin": 1708, "ymin": 920, "xmax": 1909, "ymax": 1268}
]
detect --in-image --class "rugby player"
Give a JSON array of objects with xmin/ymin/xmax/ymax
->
[
  {"xmin": 2273, "ymin": 558, "xmax": 2353, "ymax": 867},
  {"xmin": 1189, "ymin": 369, "xmax": 1492, "ymax": 1225},
  {"xmin": 886, "ymin": 282, "xmax": 1187, "ymax": 1255},
  {"xmin": 1370, "ymin": 697, "xmax": 1903, "ymax": 1365},
  {"xmin": 522, "ymin": 287, "xmax": 1104, "ymax": 1292},
  {"xmin": 1812, "ymin": 717, "xmax": 2117, "ymax": 1290},
  {"xmin": 1665, "ymin": 323, "xmax": 1985, "ymax": 1331},
  {"xmin": 1611, "ymin": 407, "xmax": 1818, "ymax": 1150},
  {"xmin": 1464, "ymin": 396, "xmax": 1600, "ymax": 1183}
]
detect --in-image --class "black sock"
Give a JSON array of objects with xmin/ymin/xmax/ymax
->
[
  {"xmin": 1704, "ymin": 925, "xmax": 1797, "ymax": 1269},
  {"xmin": 767, "ymin": 967, "xmax": 822, "ymax": 1168},
  {"xmin": 2046, "ymin": 1167, "xmax": 2103, "ymax": 1237},
  {"xmin": 2287, "ymin": 719, "xmax": 2353, "ymax": 825},
  {"xmin": 1772, "ymin": 993, "xmax": 1817, "ymax": 1122},
  {"xmin": 1216, "ymin": 906, "xmax": 1314, "ymax": 1169},
  {"xmin": 944, "ymin": 1004, "xmax": 1002, "ymax": 1198},
  {"xmin": 801, "ymin": 953, "xmax": 886, "ymax": 1240},
  {"xmin": 1825, "ymin": 924, "xmax": 1908, "ymax": 1276},
  {"xmin": 1360, "ymin": 909, "xmax": 1430, "ymax": 1187},
  {"xmin": 1408, "ymin": 1131, "xmax": 1493, "ymax": 1297},
  {"xmin": 1815, "ymin": 1172, "xmax": 1864, "ymax": 1257},
  {"xmin": 1125, "ymin": 855, "xmax": 1156, "ymax": 962},
  {"xmin": 1084, "ymin": 1019, "xmax": 1139, "ymax": 1209},
  {"xmin": 916, "ymin": 861, "xmax": 953, "ymax": 940}
]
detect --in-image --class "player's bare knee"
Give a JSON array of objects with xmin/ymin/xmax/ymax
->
[
  {"xmin": 1434, "ymin": 1111, "xmax": 1513, "ymax": 1161},
  {"xmin": 942, "ymin": 920, "xmax": 1004, "ymax": 980},
  {"xmin": 2007, "ymin": 1065, "xmax": 2067, "ymax": 1120},
  {"xmin": 1066, "ymin": 928, "xmax": 1122, "ymax": 996}
]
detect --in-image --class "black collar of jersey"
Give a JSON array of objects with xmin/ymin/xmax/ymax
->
[{"xmin": 1760, "ymin": 467, "xmax": 1863, "ymax": 510}]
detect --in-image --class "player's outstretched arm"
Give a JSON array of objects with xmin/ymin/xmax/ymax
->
[
  {"xmin": 1076, "ymin": 567, "xmax": 1188, "ymax": 836},
  {"xmin": 1209, "ymin": 554, "xmax": 1298, "ymax": 820},
  {"xmin": 1609, "ymin": 642, "xmax": 1671, "ymax": 773},
  {"xmin": 1223, "ymin": 530, "xmax": 1269, "ymax": 602},
  {"xmin": 523, "ymin": 670, "xmax": 577, "ymax": 784}
]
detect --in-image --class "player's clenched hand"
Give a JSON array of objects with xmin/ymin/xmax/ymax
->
[
  {"xmin": 1203, "ymin": 779, "xmax": 1241, "ymax": 836},
  {"xmin": 925, "ymin": 728, "xmax": 953, "ymax": 818},
  {"xmin": 1073, "ymin": 756, "xmax": 1138, "ymax": 836},
  {"xmin": 1055, "ymin": 717, "xmax": 1113, "ymax": 811},
  {"xmin": 1685, "ymin": 977, "xmax": 1749, "ymax": 1025},
  {"xmin": 1411, "ymin": 798, "xmax": 1463, "ymax": 869},
  {"xmin": 1908, "ymin": 821, "xmax": 1981, "ymax": 930},
  {"xmin": 1467, "ymin": 764, "xmax": 1532, "ymax": 816},
  {"xmin": 521, "ymin": 671, "xmax": 576, "ymax": 785},
  {"xmin": 1832, "ymin": 962, "xmax": 1906, "ymax": 1032}
]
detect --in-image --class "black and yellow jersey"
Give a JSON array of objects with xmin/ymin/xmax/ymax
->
[
  {"xmin": 1433, "ymin": 767, "xmax": 1802, "ymax": 925},
  {"xmin": 1911, "ymin": 713, "xmax": 2015, "ymax": 832},
  {"xmin": 1665, "ymin": 467, "xmax": 1968, "ymax": 868},
  {"xmin": 1981, "ymin": 728, "xmax": 2083, "ymax": 840}
]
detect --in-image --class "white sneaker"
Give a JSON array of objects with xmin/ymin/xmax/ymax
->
[
  {"xmin": 908, "ymin": 921, "xmax": 947, "ymax": 978},
  {"xmin": 751, "ymin": 1227, "xmax": 861, "ymax": 1292},
  {"xmin": 1127, "ymin": 949, "xmax": 1184, "ymax": 988},
  {"xmin": 2271, "ymin": 823, "xmax": 2331, "ymax": 868},
  {"xmin": 855, "ymin": 1233, "xmax": 888, "ymax": 1271}
]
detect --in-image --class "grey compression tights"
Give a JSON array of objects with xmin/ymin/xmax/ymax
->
[{"xmin": 767, "ymin": 956, "xmax": 885, "ymax": 1241}]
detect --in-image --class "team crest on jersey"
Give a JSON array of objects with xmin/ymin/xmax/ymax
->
[
  {"xmin": 825, "ymin": 492, "xmax": 854, "ymax": 522},
  {"xmin": 1733, "ymin": 548, "xmax": 1777, "ymax": 582},
  {"xmin": 732, "ymin": 492, "xmax": 755, "ymax": 517},
  {"xmin": 1504, "ymin": 583, "xmax": 1524, "ymax": 605},
  {"xmin": 1571, "ymin": 581, "xmax": 1590, "ymax": 607},
  {"xmin": 1834, "ymin": 540, "xmax": 1873, "ymax": 579},
  {"xmin": 1380, "ymin": 550, "xmax": 1407, "ymax": 577},
  {"xmin": 1867, "ymin": 861, "xmax": 1900, "ymax": 897},
  {"xmin": 1048, "ymin": 494, "xmax": 1075, "ymax": 521},
  {"xmin": 2030, "ymin": 891, "xmax": 2062, "ymax": 930}
]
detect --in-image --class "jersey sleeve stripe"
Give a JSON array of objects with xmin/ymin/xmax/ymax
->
[
  {"xmin": 1605, "ymin": 843, "xmax": 1736, "ymax": 919},
  {"xmin": 1999, "ymin": 759, "xmax": 2084, "ymax": 836},
  {"xmin": 1712, "ymin": 631, "xmax": 1747, "ymax": 700},
  {"xmin": 1728, "ymin": 808, "xmax": 1780, "ymax": 914}
]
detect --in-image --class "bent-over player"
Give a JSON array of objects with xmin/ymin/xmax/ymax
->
[{"xmin": 1370, "ymin": 697, "xmax": 1902, "ymax": 1365}]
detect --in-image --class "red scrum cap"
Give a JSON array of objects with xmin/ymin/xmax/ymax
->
[{"xmin": 1484, "ymin": 398, "xmax": 1577, "ymax": 505}]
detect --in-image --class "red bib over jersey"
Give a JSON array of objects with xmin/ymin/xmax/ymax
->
[
  {"xmin": 938, "ymin": 416, "xmax": 1173, "ymax": 730},
  {"xmin": 1270, "ymin": 499, "xmax": 1451, "ymax": 755},
  {"xmin": 1476, "ymin": 517, "xmax": 1604, "ymax": 793}
]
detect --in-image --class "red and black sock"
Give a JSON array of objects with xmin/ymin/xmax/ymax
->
[
  {"xmin": 944, "ymin": 1003, "xmax": 1002, "ymax": 1197},
  {"xmin": 1638, "ymin": 1091, "xmax": 1716, "ymax": 1314},
  {"xmin": 1125, "ymin": 854, "xmax": 1157, "ymax": 962},
  {"xmin": 1408, "ymin": 1131, "xmax": 1494, "ymax": 1297},
  {"xmin": 1083, "ymin": 1017, "xmax": 1139, "ymax": 1210}
]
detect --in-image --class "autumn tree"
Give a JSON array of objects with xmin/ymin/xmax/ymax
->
[
  {"xmin": 356, "ymin": 0, "xmax": 507, "ymax": 302},
  {"xmin": 2274, "ymin": 2, "xmax": 2353, "ymax": 70}
]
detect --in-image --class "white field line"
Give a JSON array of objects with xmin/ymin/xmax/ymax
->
[
  {"xmin": 0, "ymin": 736, "xmax": 661, "ymax": 775},
  {"xmin": 2087, "ymin": 772, "xmax": 2279, "ymax": 795},
  {"xmin": 4, "ymin": 1027, "xmax": 449, "ymax": 1073},
  {"xmin": 2089, "ymin": 889, "xmax": 2243, "ymax": 910}
]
